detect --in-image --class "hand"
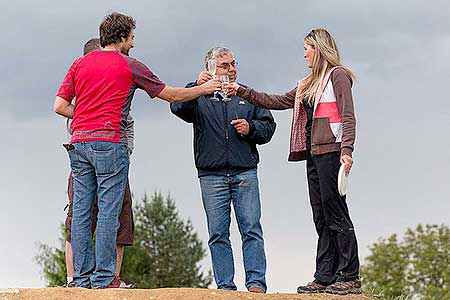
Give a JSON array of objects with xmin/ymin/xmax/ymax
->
[
  {"xmin": 225, "ymin": 82, "xmax": 240, "ymax": 96},
  {"xmin": 200, "ymin": 78, "xmax": 221, "ymax": 95},
  {"xmin": 231, "ymin": 119, "xmax": 249, "ymax": 136},
  {"xmin": 340, "ymin": 155, "xmax": 353, "ymax": 176},
  {"xmin": 196, "ymin": 71, "xmax": 213, "ymax": 85}
]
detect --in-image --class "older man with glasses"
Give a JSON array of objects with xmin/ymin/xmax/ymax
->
[{"xmin": 170, "ymin": 47, "xmax": 276, "ymax": 293}]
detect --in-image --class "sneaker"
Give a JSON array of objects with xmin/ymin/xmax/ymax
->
[
  {"xmin": 248, "ymin": 286, "xmax": 265, "ymax": 293},
  {"xmin": 325, "ymin": 279, "xmax": 361, "ymax": 295},
  {"xmin": 297, "ymin": 280, "xmax": 327, "ymax": 293},
  {"xmin": 64, "ymin": 281, "xmax": 76, "ymax": 288},
  {"xmin": 106, "ymin": 275, "xmax": 135, "ymax": 289}
]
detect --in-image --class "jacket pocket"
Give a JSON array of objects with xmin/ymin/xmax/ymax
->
[{"xmin": 312, "ymin": 117, "xmax": 336, "ymax": 145}]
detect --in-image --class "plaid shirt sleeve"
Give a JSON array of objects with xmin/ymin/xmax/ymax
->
[{"xmin": 130, "ymin": 59, "xmax": 166, "ymax": 98}]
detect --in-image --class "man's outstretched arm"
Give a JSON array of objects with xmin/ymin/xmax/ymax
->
[
  {"xmin": 157, "ymin": 80, "xmax": 220, "ymax": 103},
  {"xmin": 128, "ymin": 58, "xmax": 221, "ymax": 104}
]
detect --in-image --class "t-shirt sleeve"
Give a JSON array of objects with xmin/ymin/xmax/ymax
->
[
  {"xmin": 130, "ymin": 59, "xmax": 166, "ymax": 98},
  {"xmin": 56, "ymin": 58, "xmax": 82, "ymax": 102}
]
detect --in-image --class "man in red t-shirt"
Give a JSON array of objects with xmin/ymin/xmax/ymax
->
[
  {"xmin": 53, "ymin": 12, "xmax": 220, "ymax": 289},
  {"xmin": 63, "ymin": 37, "xmax": 135, "ymax": 289}
]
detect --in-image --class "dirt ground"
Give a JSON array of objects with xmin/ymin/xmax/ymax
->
[{"xmin": 0, "ymin": 287, "xmax": 375, "ymax": 300}]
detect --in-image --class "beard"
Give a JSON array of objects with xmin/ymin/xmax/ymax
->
[{"xmin": 121, "ymin": 46, "xmax": 132, "ymax": 56}]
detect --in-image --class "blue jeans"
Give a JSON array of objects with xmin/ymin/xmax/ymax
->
[
  {"xmin": 68, "ymin": 141, "xmax": 129, "ymax": 288},
  {"xmin": 199, "ymin": 168, "xmax": 267, "ymax": 292}
]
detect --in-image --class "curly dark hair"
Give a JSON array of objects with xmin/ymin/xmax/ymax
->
[{"xmin": 99, "ymin": 12, "xmax": 136, "ymax": 48}]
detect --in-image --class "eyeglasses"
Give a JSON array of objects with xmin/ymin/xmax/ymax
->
[{"xmin": 216, "ymin": 60, "xmax": 238, "ymax": 70}]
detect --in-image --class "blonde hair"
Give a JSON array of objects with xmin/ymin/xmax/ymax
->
[{"xmin": 298, "ymin": 28, "xmax": 355, "ymax": 104}]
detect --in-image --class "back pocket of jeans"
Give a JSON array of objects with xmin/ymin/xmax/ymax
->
[{"xmin": 92, "ymin": 148, "xmax": 118, "ymax": 175}]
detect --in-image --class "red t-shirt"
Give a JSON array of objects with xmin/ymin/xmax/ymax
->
[{"xmin": 57, "ymin": 50, "xmax": 166, "ymax": 143}]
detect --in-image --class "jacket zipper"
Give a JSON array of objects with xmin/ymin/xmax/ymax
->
[{"xmin": 222, "ymin": 101, "xmax": 230, "ymax": 172}]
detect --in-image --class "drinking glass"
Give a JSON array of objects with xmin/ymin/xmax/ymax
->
[
  {"xmin": 219, "ymin": 75, "xmax": 231, "ymax": 102},
  {"xmin": 207, "ymin": 59, "xmax": 219, "ymax": 101}
]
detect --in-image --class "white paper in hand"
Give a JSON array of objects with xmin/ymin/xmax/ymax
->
[{"xmin": 338, "ymin": 163, "xmax": 349, "ymax": 197}]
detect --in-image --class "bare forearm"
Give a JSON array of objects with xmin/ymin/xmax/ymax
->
[
  {"xmin": 54, "ymin": 96, "xmax": 74, "ymax": 118},
  {"xmin": 158, "ymin": 85, "xmax": 205, "ymax": 103},
  {"xmin": 57, "ymin": 105, "xmax": 74, "ymax": 118},
  {"xmin": 172, "ymin": 85, "xmax": 206, "ymax": 103}
]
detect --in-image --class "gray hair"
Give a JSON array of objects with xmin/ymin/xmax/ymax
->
[{"xmin": 204, "ymin": 46, "xmax": 233, "ymax": 69}]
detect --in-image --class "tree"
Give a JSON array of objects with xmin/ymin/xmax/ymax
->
[
  {"xmin": 35, "ymin": 192, "xmax": 212, "ymax": 288},
  {"xmin": 34, "ymin": 224, "xmax": 67, "ymax": 286},
  {"xmin": 121, "ymin": 192, "xmax": 212, "ymax": 288},
  {"xmin": 361, "ymin": 224, "xmax": 450, "ymax": 300}
]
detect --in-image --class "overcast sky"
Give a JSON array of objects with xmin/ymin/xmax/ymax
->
[{"xmin": 1, "ymin": 0, "xmax": 449, "ymax": 292}]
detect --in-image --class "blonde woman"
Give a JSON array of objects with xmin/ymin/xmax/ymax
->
[{"xmin": 226, "ymin": 29, "xmax": 360, "ymax": 295}]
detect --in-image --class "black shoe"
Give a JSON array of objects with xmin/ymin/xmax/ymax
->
[
  {"xmin": 325, "ymin": 279, "xmax": 362, "ymax": 295},
  {"xmin": 297, "ymin": 280, "xmax": 327, "ymax": 293}
]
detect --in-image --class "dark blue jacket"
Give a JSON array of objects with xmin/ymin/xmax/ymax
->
[{"xmin": 170, "ymin": 82, "xmax": 276, "ymax": 177}]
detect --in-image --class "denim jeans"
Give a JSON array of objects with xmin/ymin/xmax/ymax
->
[
  {"xmin": 68, "ymin": 141, "xmax": 129, "ymax": 288},
  {"xmin": 199, "ymin": 168, "xmax": 267, "ymax": 292}
]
